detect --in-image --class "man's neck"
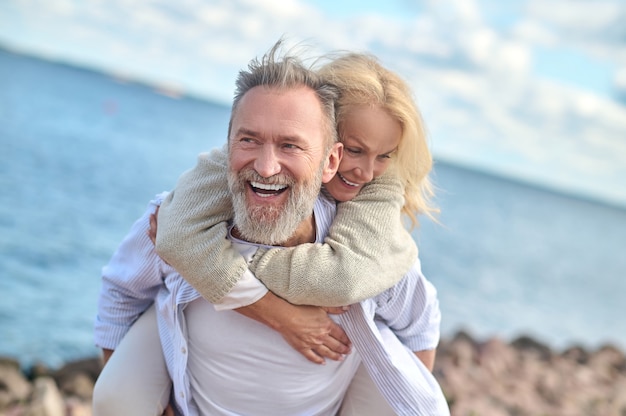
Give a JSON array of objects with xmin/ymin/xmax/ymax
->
[
  {"xmin": 231, "ymin": 215, "xmax": 317, "ymax": 247},
  {"xmin": 282, "ymin": 215, "xmax": 316, "ymax": 247}
]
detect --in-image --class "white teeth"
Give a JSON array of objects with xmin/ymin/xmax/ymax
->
[
  {"xmin": 251, "ymin": 181, "xmax": 287, "ymax": 191},
  {"xmin": 339, "ymin": 173, "xmax": 359, "ymax": 187}
]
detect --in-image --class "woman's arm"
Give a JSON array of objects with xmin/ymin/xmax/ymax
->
[
  {"xmin": 155, "ymin": 146, "xmax": 251, "ymax": 304},
  {"xmin": 249, "ymin": 172, "xmax": 418, "ymax": 306}
]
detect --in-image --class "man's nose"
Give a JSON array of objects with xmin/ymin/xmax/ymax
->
[{"xmin": 254, "ymin": 146, "xmax": 282, "ymax": 178}]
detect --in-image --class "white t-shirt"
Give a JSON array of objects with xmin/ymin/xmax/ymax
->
[
  {"xmin": 184, "ymin": 198, "xmax": 361, "ymax": 415},
  {"xmin": 185, "ymin": 297, "xmax": 360, "ymax": 415}
]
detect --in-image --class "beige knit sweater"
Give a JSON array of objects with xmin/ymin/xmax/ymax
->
[{"xmin": 155, "ymin": 146, "xmax": 417, "ymax": 307}]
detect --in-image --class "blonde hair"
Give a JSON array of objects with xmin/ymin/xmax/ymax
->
[{"xmin": 317, "ymin": 53, "xmax": 438, "ymax": 227}]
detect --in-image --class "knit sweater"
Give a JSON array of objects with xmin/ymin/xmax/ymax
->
[{"xmin": 155, "ymin": 146, "xmax": 418, "ymax": 306}]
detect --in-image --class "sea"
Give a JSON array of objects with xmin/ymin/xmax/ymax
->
[{"xmin": 1, "ymin": 47, "xmax": 625, "ymax": 369}]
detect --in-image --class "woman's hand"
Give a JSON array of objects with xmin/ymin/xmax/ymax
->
[
  {"xmin": 236, "ymin": 292, "xmax": 352, "ymax": 364},
  {"xmin": 147, "ymin": 206, "xmax": 159, "ymax": 245}
]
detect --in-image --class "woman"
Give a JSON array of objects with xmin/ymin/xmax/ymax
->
[{"xmin": 94, "ymin": 52, "xmax": 439, "ymax": 416}]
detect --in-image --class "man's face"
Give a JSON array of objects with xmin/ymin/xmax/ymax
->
[{"xmin": 228, "ymin": 85, "xmax": 339, "ymax": 246}]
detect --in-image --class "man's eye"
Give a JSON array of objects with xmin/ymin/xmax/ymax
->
[{"xmin": 283, "ymin": 143, "xmax": 300, "ymax": 150}]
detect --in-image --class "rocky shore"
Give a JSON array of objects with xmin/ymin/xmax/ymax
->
[
  {"xmin": 435, "ymin": 332, "xmax": 626, "ymax": 415},
  {"xmin": 1, "ymin": 332, "xmax": 625, "ymax": 415}
]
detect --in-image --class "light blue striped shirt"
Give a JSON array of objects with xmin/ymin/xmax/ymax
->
[{"xmin": 95, "ymin": 192, "xmax": 447, "ymax": 415}]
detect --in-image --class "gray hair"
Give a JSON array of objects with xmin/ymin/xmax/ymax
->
[{"xmin": 227, "ymin": 40, "xmax": 339, "ymax": 151}]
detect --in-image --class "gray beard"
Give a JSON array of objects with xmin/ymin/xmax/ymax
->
[{"xmin": 228, "ymin": 166, "xmax": 323, "ymax": 246}]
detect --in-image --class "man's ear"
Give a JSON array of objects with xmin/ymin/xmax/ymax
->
[{"xmin": 321, "ymin": 143, "xmax": 343, "ymax": 184}]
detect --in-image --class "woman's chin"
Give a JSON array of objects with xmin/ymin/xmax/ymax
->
[{"xmin": 329, "ymin": 186, "xmax": 357, "ymax": 202}]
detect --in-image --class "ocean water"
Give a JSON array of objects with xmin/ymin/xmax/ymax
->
[{"xmin": 1, "ymin": 48, "xmax": 625, "ymax": 369}]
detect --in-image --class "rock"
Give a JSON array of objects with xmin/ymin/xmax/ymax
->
[
  {"xmin": 65, "ymin": 397, "xmax": 93, "ymax": 416},
  {"xmin": 477, "ymin": 337, "xmax": 517, "ymax": 377},
  {"xmin": 511, "ymin": 335, "xmax": 553, "ymax": 361},
  {"xmin": 561, "ymin": 345, "xmax": 589, "ymax": 364},
  {"xmin": 588, "ymin": 344, "xmax": 626, "ymax": 378},
  {"xmin": 0, "ymin": 356, "xmax": 33, "ymax": 409},
  {"xmin": 52, "ymin": 358, "xmax": 102, "ymax": 387},
  {"xmin": 433, "ymin": 332, "xmax": 626, "ymax": 415},
  {"xmin": 59, "ymin": 372, "xmax": 94, "ymax": 401},
  {"xmin": 25, "ymin": 377, "xmax": 65, "ymax": 416},
  {"xmin": 443, "ymin": 330, "xmax": 479, "ymax": 368},
  {"xmin": 28, "ymin": 362, "xmax": 52, "ymax": 380}
]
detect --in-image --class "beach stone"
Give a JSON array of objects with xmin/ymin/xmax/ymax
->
[
  {"xmin": 65, "ymin": 397, "xmax": 93, "ymax": 416},
  {"xmin": 25, "ymin": 377, "xmax": 64, "ymax": 416},
  {"xmin": 52, "ymin": 358, "xmax": 102, "ymax": 387},
  {"xmin": 446, "ymin": 330, "xmax": 478, "ymax": 368},
  {"xmin": 452, "ymin": 396, "xmax": 510, "ymax": 416},
  {"xmin": 0, "ymin": 357, "xmax": 32, "ymax": 408},
  {"xmin": 610, "ymin": 377, "xmax": 626, "ymax": 414},
  {"xmin": 47, "ymin": 358, "xmax": 101, "ymax": 404},
  {"xmin": 511, "ymin": 335, "xmax": 553, "ymax": 361},
  {"xmin": 28, "ymin": 362, "xmax": 52, "ymax": 380},
  {"xmin": 588, "ymin": 344, "xmax": 626, "ymax": 379},
  {"xmin": 477, "ymin": 337, "xmax": 516, "ymax": 377},
  {"xmin": 561, "ymin": 345, "xmax": 589, "ymax": 364},
  {"xmin": 59, "ymin": 372, "xmax": 94, "ymax": 401}
]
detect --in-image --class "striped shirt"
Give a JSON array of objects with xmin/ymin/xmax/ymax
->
[{"xmin": 95, "ymin": 192, "xmax": 448, "ymax": 415}]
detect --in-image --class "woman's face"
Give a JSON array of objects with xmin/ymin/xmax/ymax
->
[{"xmin": 325, "ymin": 105, "xmax": 402, "ymax": 202}]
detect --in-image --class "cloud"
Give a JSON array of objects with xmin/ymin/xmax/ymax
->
[
  {"xmin": 1, "ymin": 0, "xmax": 625, "ymax": 205},
  {"xmin": 522, "ymin": 0, "xmax": 626, "ymax": 71}
]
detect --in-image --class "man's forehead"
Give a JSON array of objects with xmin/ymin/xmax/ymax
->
[
  {"xmin": 238, "ymin": 84, "xmax": 320, "ymax": 106},
  {"xmin": 231, "ymin": 86, "xmax": 327, "ymax": 141}
]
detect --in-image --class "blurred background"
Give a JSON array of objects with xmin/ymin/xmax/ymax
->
[{"xmin": 1, "ymin": 0, "xmax": 625, "ymax": 369}]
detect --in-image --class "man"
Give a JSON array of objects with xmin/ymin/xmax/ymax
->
[{"xmin": 95, "ymin": 43, "xmax": 448, "ymax": 415}]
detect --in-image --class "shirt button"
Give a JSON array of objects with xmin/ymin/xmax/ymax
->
[
  {"xmin": 180, "ymin": 391, "xmax": 185, "ymax": 398},
  {"xmin": 181, "ymin": 347, "xmax": 187, "ymax": 354}
]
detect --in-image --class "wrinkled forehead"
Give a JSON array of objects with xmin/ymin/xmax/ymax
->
[{"xmin": 229, "ymin": 86, "xmax": 327, "ymax": 144}]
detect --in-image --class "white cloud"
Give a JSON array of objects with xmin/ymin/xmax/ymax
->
[
  {"xmin": 615, "ymin": 67, "xmax": 626, "ymax": 92},
  {"xmin": 524, "ymin": 0, "xmax": 626, "ymax": 63},
  {"xmin": 512, "ymin": 20, "xmax": 559, "ymax": 47},
  {"xmin": 1, "ymin": 0, "xmax": 624, "ymax": 205},
  {"xmin": 526, "ymin": 0, "xmax": 622, "ymax": 34}
]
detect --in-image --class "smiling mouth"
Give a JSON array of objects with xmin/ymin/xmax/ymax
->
[
  {"xmin": 338, "ymin": 173, "xmax": 359, "ymax": 188},
  {"xmin": 250, "ymin": 181, "xmax": 288, "ymax": 198}
]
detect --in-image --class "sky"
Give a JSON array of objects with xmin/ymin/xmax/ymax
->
[{"xmin": 1, "ymin": 0, "xmax": 625, "ymax": 207}]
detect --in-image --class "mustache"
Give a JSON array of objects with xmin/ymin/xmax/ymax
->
[{"xmin": 237, "ymin": 169, "xmax": 296, "ymax": 187}]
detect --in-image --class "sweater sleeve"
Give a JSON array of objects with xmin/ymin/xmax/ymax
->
[
  {"xmin": 154, "ymin": 145, "xmax": 248, "ymax": 303},
  {"xmin": 248, "ymin": 172, "xmax": 418, "ymax": 307}
]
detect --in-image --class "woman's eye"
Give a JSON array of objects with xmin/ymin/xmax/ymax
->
[{"xmin": 346, "ymin": 148, "xmax": 361, "ymax": 155}]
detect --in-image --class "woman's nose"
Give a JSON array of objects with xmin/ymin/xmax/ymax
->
[{"xmin": 354, "ymin": 160, "xmax": 375, "ymax": 183}]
